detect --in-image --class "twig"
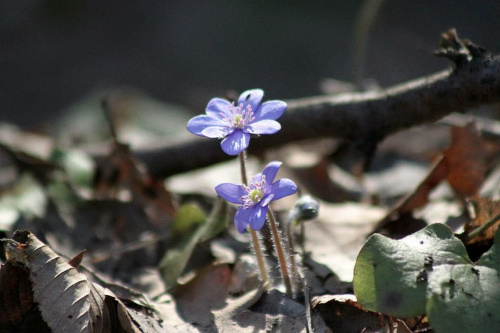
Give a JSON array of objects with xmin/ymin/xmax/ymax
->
[
  {"xmin": 126, "ymin": 30, "xmax": 500, "ymax": 177},
  {"xmin": 463, "ymin": 211, "xmax": 500, "ymax": 243}
]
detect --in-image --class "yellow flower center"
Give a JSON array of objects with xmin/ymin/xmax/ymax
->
[{"xmin": 248, "ymin": 189, "xmax": 263, "ymax": 203}]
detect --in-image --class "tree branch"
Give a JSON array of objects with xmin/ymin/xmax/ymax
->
[{"xmin": 135, "ymin": 30, "xmax": 500, "ymax": 178}]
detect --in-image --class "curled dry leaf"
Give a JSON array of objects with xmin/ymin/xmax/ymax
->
[
  {"xmin": 3, "ymin": 230, "xmax": 165, "ymax": 333},
  {"xmin": 375, "ymin": 123, "xmax": 487, "ymax": 233},
  {"xmin": 68, "ymin": 249, "xmax": 86, "ymax": 268},
  {"xmin": 5, "ymin": 230, "xmax": 112, "ymax": 333}
]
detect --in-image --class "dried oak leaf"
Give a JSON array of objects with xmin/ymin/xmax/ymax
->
[{"xmin": 3, "ymin": 230, "xmax": 154, "ymax": 333}]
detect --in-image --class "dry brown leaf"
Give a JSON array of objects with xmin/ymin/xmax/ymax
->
[
  {"xmin": 93, "ymin": 142, "xmax": 176, "ymax": 227},
  {"xmin": 68, "ymin": 249, "xmax": 86, "ymax": 268},
  {"xmin": 5, "ymin": 230, "xmax": 112, "ymax": 332},
  {"xmin": 232, "ymin": 289, "xmax": 329, "ymax": 332},
  {"xmin": 444, "ymin": 123, "xmax": 486, "ymax": 198},
  {"xmin": 0, "ymin": 262, "xmax": 50, "ymax": 332},
  {"xmin": 376, "ymin": 155, "xmax": 448, "ymax": 229},
  {"xmin": 3, "ymin": 230, "xmax": 169, "ymax": 333},
  {"xmin": 311, "ymin": 295, "xmax": 414, "ymax": 333},
  {"xmin": 374, "ymin": 123, "xmax": 487, "ymax": 234},
  {"xmin": 173, "ymin": 263, "xmax": 232, "ymax": 327},
  {"xmin": 464, "ymin": 196, "xmax": 500, "ymax": 245},
  {"xmin": 306, "ymin": 201, "xmax": 386, "ymax": 282}
]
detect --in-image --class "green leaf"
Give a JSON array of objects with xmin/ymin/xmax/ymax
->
[
  {"xmin": 171, "ymin": 203, "xmax": 207, "ymax": 237},
  {"xmin": 159, "ymin": 199, "xmax": 227, "ymax": 290},
  {"xmin": 354, "ymin": 223, "xmax": 500, "ymax": 332}
]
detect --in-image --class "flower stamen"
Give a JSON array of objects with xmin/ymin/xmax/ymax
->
[
  {"xmin": 241, "ymin": 175, "xmax": 266, "ymax": 209},
  {"xmin": 220, "ymin": 102, "xmax": 255, "ymax": 129}
]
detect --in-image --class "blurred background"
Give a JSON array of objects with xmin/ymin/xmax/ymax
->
[{"xmin": 1, "ymin": 0, "xmax": 499, "ymax": 128}]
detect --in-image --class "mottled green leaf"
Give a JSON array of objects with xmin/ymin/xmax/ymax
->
[{"xmin": 354, "ymin": 223, "xmax": 500, "ymax": 332}]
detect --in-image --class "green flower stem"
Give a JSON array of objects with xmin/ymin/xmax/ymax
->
[
  {"xmin": 238, "ymin": 152, "xmax": 270, "ymax": 288},
  {"xmin": 267, "ymin": 207, "xmax": 293, "ymax": 297}
]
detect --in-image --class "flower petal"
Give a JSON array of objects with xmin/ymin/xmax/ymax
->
[
  {"xmin": 201, "ymin": 126, "xmax": 232, "ymax": 138},
  {"xmin": 262, "ymin": 161, "xmax": 282, "ymax": 185},
  {"xmin": 245, "ymin": 119, "xmax": 281, "ymax": 135},
  {"xmin": 235, "ymin": 204, "xmax": 267, "ymax": 233},
  {"xmin": 253, "ymin": 100, "xmax": 287, "ymax": 121},
  {"xmin": 250, "ymin": 206, "xmax": 268, "ymax": 231},
  {"xmin": 206, "ymin": 98, "xmax": 232, "ymax": 118},
  {"xmin": 270, "ymin": 178, "xmax": 297, "ymax": 201},
  {"xmin": 234, "ymin": 207, "xmax": 250, "ymax": 233},
  {"xmin": 215, "ymin": 183, "xmax": 246, "ymax": 204},
  {"xmin": 238, "ymin": 89, "xmax": 263, "ymax": 112},
  {"xmin": 221, "ymin": 130, "xmax": 250, "ymax": 155},
  {"xmin": 187, "ymin": 115, "xmax": 226, "ymax": 137},
  {"xmin": 261, "ymin": 193, "xmax": 274, "ymax": 207}
]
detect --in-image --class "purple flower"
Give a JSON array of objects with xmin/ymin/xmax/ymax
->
[
  {"xmin": 186, "ymin": 89, "xmax": 287, "ymax": 155},
  {"xmin": 215, "ymin": 161, "xmax": 297, "ymax": 233}
]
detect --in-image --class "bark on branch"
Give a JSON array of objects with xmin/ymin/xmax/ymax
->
[{"xmin": 135, "ymin": 30, "xmax": 500, "ymax": 178}]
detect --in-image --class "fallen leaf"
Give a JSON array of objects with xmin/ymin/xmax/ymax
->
[
  {"xmin": 305, "ymin": 201, "xmax": 386, "ymax": 282},
  {"xmin": 0, "ymin": 262, "xmax": 50, "ymax": 332},
  {"xmin": 93, "ymin": 140, "xmax": 176, "ymax": 223},
  {"xmin": 373, "ymin": 155, "xmax": 448, "ymax": 232},
  {"xmin": 374, "ymin": 123, "xmax": 487, "ymax": 234},
  {"xmin": 234, "ymin": 289, "xmax": 330, "ymax": 332},
  {"xmin": 444, "ymin": 123, "xmax": 486, "ymax": 198},
  {"xmin": 311, "ymin": 294, "xmax": 413, "ymax": 333},
  {"xmin": 68, "ymin": 249, "xmax": 86, "ymax": 268},
  {"xmin": 5, "ymin": 231, "xmax": 112, "ymax": 332},
  {"xmin": 464, "ymin": 196, "xmax": 500, "ymax": 245},
  {"xmin": 3, "ymin": 230, "xmax": 165, "ymax": 333},
  {"xmin": 173, "ymin": 263, "xmax": 232, "ymax": 327}
]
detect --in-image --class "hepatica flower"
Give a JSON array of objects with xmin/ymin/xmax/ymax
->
[
  {"xmin": 187, "ymin": 89, "xmax": 287, "ymax": 155},
  {"xmin": 215, "ymin": 161, "xmax": 297, "ymax": 233}
]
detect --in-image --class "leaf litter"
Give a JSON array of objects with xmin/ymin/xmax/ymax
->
[{"xmin": 2, "ymin": 92, "xmax": 500, "ymax": 332}]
